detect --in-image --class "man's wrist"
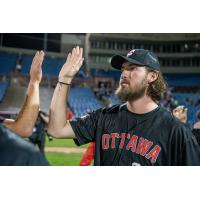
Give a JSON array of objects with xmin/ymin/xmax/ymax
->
[
  {"xmin": 29, "ymin": 80, "xmax": 40, "ymax": 86},
  {"xmin": 58, "ymin": 76, "xmax": 73, "ymax": 84},
  {"xmin": 58, "ymin": 81, "xmax": 71, "ymax": 86}
]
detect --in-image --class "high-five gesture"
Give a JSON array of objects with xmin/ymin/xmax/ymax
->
[
  {"xmin": 172, "ymin": 105, "xmax": 188, "ymax": 124},
  {"xmin": 59, "ymin": 46, "xmax": 84, "ymax": 84}
]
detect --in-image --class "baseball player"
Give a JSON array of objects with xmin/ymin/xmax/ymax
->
[
  {"xmin": 48, "ymin": 46, "xmax": 200, "ymax": 166},
  {"xmin": 0, "ymin": 51, "xmax": 48, "ymax": 165}
]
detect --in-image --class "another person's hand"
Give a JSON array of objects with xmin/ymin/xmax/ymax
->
[
  {"xmin": 172, "ymin": 105, "xmax": 188, "ymax": 123},
  {"xmin": 30, "ymin": 51, "xmax": 45, "ymax": 84},
  {"xmin": 194, "ymin": 122, "xmax": 200, "ymax": 129},
  {"xmin": 59, "ymin": 46, "xmax": 84, "ymax": 84}
]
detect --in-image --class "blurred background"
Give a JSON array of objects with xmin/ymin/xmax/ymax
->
[{"xmin": 0, "ymin": 33, "xmax": 200, "ymax": 165}]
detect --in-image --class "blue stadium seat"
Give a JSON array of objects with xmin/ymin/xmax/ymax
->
[
  {"xmin": 68, "ymin": 87, "xmax": 101, "ymax": 117},
  {"xmin": 91, "ymin": 69, "xmax": 121, "ymax": 80},
  {"xmin": 0, "ymin": 82, "xmax": 9, "ymax": 102},
  {"xmin": 164, "ymin": 74, "xmax": 200, "ymax": 87},
  {"xmin": 0, "ymin": 52, "xmax": 17, "ymax": 74}
]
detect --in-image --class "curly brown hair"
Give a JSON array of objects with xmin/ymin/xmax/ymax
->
[{"xmin": 146, "ymin": 68, "xmax": 167, "ymax": 102}]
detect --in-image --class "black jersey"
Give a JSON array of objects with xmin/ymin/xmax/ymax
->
[
  {"xmin": 192, "ymin": 129, "xmax": 200, "ymax": 146},
  {"xmin": 70, "ymin": 104, "xmax": 200, "ymax": 166},
  {"xmin": 0, "ymin": 124, "xmax": 48, "ymax": 166}
]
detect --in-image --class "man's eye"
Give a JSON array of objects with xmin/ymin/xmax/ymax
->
[{"xmin": 130, "ymin": 67, "xmax": 137, "ymax": 70}]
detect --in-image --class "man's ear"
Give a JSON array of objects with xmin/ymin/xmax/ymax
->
[{"xmin": 147, "ymin": 72, "xmax": 158, "ymax": 83}]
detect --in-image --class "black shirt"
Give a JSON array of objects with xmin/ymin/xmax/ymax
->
[
  {"xmin": 70, "ymin": 104, "xmax": 200, "ymax": 166},
  {"xmin": 0, "ymin": 124, "xmax": 48, "ymax": 166},
  {"xmin": 29, "ymin": 115, "xmax": 46, "ymax": 143},
  {"xmin": 192, "ymin": 129, "xmax": 200, "ymax": 146}
]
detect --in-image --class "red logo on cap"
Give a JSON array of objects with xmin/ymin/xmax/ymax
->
[{"xmin": 127, "ymin": 50, "xmax": 135, "ymax": 57}]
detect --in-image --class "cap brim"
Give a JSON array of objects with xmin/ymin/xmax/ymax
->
[{"xmin": 110, "ymin": 55, "xmax": 145, "ymax": 70}]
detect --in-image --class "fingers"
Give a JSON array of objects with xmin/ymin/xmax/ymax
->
[
  {"xmin": 66, "ymin": 53, "xmax": 72, "ymax": 62},
  {"xmin": 80, "ymin": 48, "xmax": 83, "ymax": 58},
  {"xmin": 38, "ymin": 51, "xmax": 45, "ymax": 64},
  {"xmin": 32, "ymin": 51, "xmax": 45, "ymax": 66},
  {"xmin": 72, "ymin": 46, "xmax": 83, "ymax": 58},
  {"xmin": 76, "ymin": 46, "xmax": 80, "ymax": 55}
]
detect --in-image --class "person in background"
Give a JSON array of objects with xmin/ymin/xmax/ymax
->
[
  {"xmin": 28, "ymin": 111, "xmax": 48, "ymax": 157},
  {"xmin": 194, "ymin": 110, "xmax": 200, "ymax": 129},
  {"xmin": 173, "ymin": 106, "xmax": 200, "ymax": 145}
]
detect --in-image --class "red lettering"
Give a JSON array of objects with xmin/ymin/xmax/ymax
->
[
  {"xmin": 102, "ymin": 134, "xmax": 110, "ymax": 150},
  {"xmin": 136, "ymin": 138, "xmax": 153, "ymax": 156},
  {"xmin": 111, "ymin": 133, "xmax": 119, "ymax": 149},
  {"xmin": 145, "ymin": 145, "xmax": 161, "ymax": 163},
  {"xmin": 126, "ymin": 135, "xmax": 138, "ymax": 152},
  {"xmin": 119, "ymin": 133, "xmax": 127, "ymax": 149}
]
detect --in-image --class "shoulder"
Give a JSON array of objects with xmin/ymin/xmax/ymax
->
[
  {"xmin": 0, "ymin": 124, "xmax": 48, "ymax": 165},
  {"xmin": 0, "ymin": 124, "xmax": 36, "ymax": 153},
  {"xmin": 157, "ymin": 106, "xmax": 184, "ymax": 126},
  {"xmin": 102, "ymin": 103, "xmax": 125, "ymax": 114},
  {"xmin": 156, "ymin": 107, "xmax": 192, "ymax": 138}
]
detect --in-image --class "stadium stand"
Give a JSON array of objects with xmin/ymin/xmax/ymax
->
[
  {"xmin": 21, "ymin": 54, "xmax": 65, "ymax": 77},
  {"xmin": 91, "ymin": 69, "xmax": 120, "ymax": 80},
  {"xmin": 0, "ymin": 52, "xmax": 17, "ymax": 74},
  {"xmin": 0, "ymin": 82, "xmax": 9, "ymax": 103},
  {"xmin": 68, "ymin": 87, "xmax": 101, "ymax": 118},
  {"xmin": 21, "ymin": 54, "xmax": 86, "ymax": 79},
  {"xmin": 165, "ymin": 74, "xmax": 200, "ymax": 87}
]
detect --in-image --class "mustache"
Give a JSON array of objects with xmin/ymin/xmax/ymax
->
[{"xmin": 120, "ymin": 79, "xmax": 130, "ymax": 84}]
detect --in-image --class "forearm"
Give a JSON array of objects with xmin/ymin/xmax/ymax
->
[
  {"xmin": 40, "ymin": 113, "xmax": 49, "ymax": 124},
  {"xmin": 4, "ymin": 82, "xmax": 40, "ymax": 137},
  {"xmin": 48, "ymin": 82, "xmax": 70, "ymax": 136}
]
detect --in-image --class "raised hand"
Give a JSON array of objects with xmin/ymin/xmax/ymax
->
[
  {"xmin": 172, "ymin": 105, "xmax": 188, "ymax": 123},
  {"xmin": 30, "ymin": 51, "xmax": 45, "ymax": 84},
  {"xmin": 59, "ymin": 46, "xmax": 84, "ymax": 84}
]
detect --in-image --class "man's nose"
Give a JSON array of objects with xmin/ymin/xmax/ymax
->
[{"xmin": 121, "ymin": 69, "xmax": 129, "ymax": 79}]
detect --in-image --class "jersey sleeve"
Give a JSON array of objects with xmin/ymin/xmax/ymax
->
[
  {"xmin": 192, "ymin": 129, "xmax": 200, "ymax": 146},
  {"xmin": 182, "ymin": 134, "xmax": 200, "ymax": 165},
  {"xmin": 70, "ymin": 109, "xmax": 102, "ymax": 146},
  {"xmin": 171, "ymin": 124, "xmax": 200, "ymax": 165}
]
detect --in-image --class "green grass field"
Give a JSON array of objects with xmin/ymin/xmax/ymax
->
[
  {"xmin": 46, "ymin": 152, "xmax": 84, "ymax": 166},
  {"xmin": 45, "ymin": 136, "xmax": 90, "ymax": 166},
  {"xmin": 45, "ymin": 137, "xmax": 89, "ymax": 148}
]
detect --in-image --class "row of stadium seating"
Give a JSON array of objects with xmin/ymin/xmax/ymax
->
[
  {"xmin": 20, "ymin": 54, "xmax": 65, "ymax": 77},
  {"xmin": 68, "ymin": 87, "xmax": 102, "ymax": 118},
  {"xmin": 1, "ymin": 51, "xmax": 200, "ymax": 86},
  {"xmin": 0, "ymin": 82, "xmax": 9, "ymax": 102},
  {"xmin": 165, "ymin": 74, "xmax": 200, "ymax": 87},
  {"xmin": 91, "ymin": 69, "xmax": 200, "ymax": 87},
  {"xmin": 0, "ymin": 52, "xmax": 17, "ymax": 74},
  {"xmin": 0, "ymin": 52, "xmax": 85, "ymax": 78},
  {"xmin": 67, "ymin": 88, "xmax": 200, "ymax": 126}
]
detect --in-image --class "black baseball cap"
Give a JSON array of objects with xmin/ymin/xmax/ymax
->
[{"xmin": 110, "ymin": 49, "xmax": 160, "ymax": 71}]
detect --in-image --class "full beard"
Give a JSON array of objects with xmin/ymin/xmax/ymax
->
[{"xmin": 115, "ymin": 79, "xmax": 148, "ymax": 102}]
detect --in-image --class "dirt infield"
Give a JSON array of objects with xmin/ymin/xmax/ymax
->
[{"xmin": 45, "ymin": 147, "xmax": 86, "ymax": 154}]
